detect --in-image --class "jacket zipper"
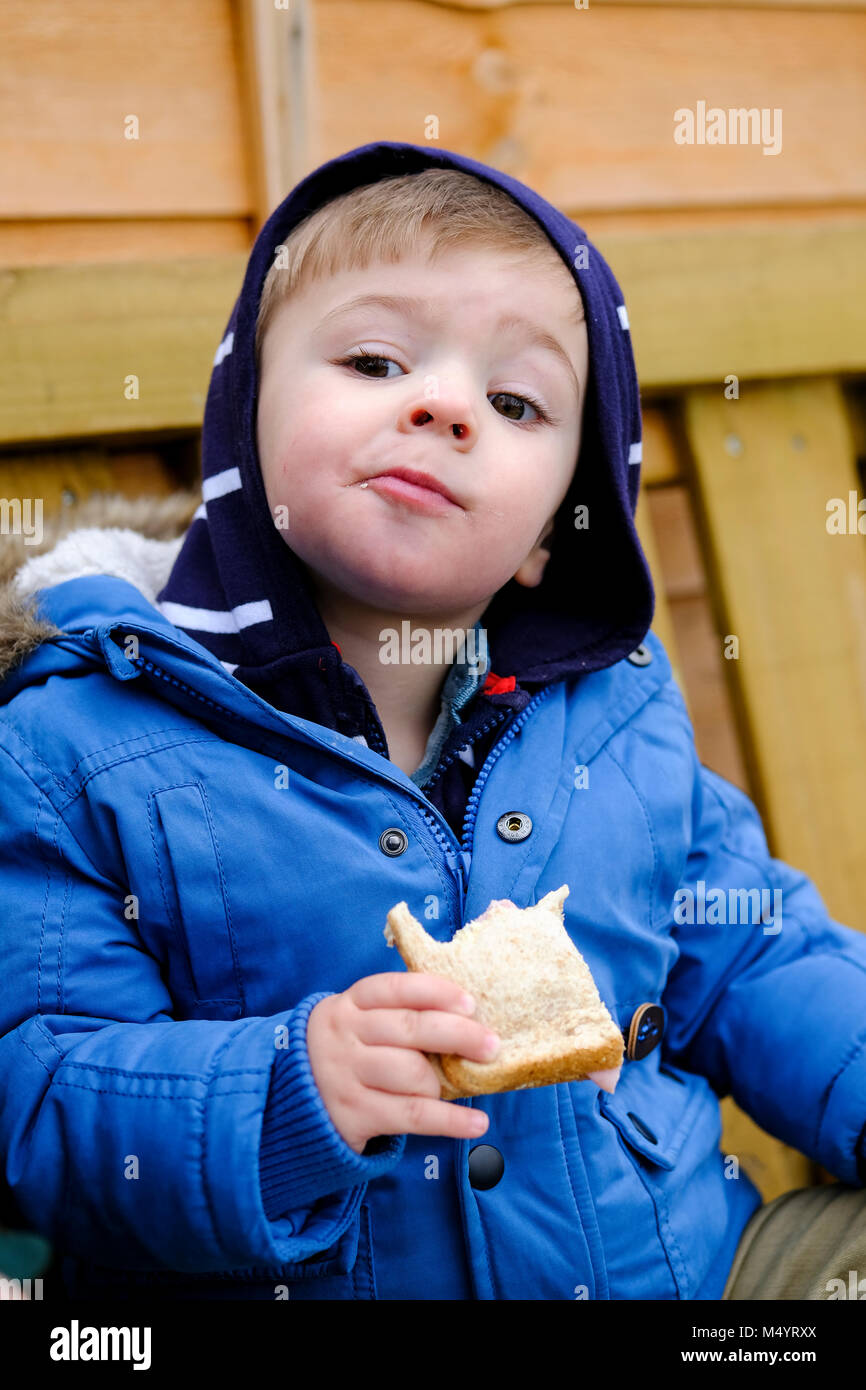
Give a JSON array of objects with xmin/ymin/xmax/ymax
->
[
  {"xmin": 423, "ymin": 688, "xmax": 553, "ymax": 854},
  {"xmin": 383, "ymin": 687, "xmax": 553, "ymax": 913},
  {"xmin": 458, "ymin": 688, "xmax": 552, "ymax": 857},
  {"xmin": 416, "ymin": 708, "xmax": 509, "ymax": 893}
]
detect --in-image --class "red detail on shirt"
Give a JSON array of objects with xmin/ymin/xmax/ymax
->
[
  {"xmin": 332, "ymin": 642, "xmax": 342, "ymax": 656},
  {"xmin": 483, "ymin": 672, "xmax": 516, "ymax": 695}
]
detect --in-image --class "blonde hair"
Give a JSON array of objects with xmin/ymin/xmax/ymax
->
[{"xmin": 254, "ymin": 168, "xmax": 582, "ymax": 364}]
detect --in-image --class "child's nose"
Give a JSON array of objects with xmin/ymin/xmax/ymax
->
[{"xmin": 403, "ymin": 394, "xmax": 477, "ymax": 445}]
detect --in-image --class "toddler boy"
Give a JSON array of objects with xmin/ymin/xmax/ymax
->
[{"xmin": 2, "ymin": 141, "xmax": 865, "ymax": 1301}]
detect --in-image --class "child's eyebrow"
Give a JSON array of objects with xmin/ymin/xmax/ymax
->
[
  {"xmin": 316, "ymin": 293, "xmax": 582, "ymax": 401},
  {"xmin": 497, "ymin": 312, "xmax": 582, "ymax": 403}
]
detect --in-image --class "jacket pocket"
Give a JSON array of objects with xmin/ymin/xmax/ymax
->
[
  {"xmin": 599, "ymin": 1059, "xmax": 731, "ymax": 1298},
  {"xmin": 598, "ymin": 1059, "xmax": 706, "ymax": 1170},
  {"xmin": 149, "ymin": 782, "xmax": 243, "ymax": 1017},
  {"xmin": 277, "ymin": 1199, "xmax": 378, "ymax": 1300}
]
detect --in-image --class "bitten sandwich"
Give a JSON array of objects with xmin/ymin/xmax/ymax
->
[{"xmin": 383, "ymin": 884, "xmax": 623, "ymax": 1099}]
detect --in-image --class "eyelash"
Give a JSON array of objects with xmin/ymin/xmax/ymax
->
[{"xmin": 336, "ymin": 347, "xmax": 554, "ymax": 427}]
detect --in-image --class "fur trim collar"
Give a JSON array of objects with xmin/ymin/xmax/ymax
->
[{"xmin": 0, "ymin": 489, "xmax": 200, "ymax": 683}]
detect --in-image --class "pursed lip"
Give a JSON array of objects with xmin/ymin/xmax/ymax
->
[{"xmin": 366, "ymin": 467, "xmax": 463, "ymax": 508}]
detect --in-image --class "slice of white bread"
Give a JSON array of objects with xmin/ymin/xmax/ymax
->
[{"xmin": 383, "ymin": 884, "xmax": 623, "ymax": 1099}]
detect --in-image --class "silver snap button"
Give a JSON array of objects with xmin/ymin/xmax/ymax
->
[
  {"xmin": 626, "ymin": 643, "xmax": 652, "ymax": 666},
  {"xmin": 496, "ymin": 812, "xmax": 532, "ymax": 842},
  {"xmin": 379, "ymin": 827, "xmax": 408, "ymax": 856}
]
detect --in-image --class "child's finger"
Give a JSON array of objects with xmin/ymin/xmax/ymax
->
[
  {"xmin": 348, "ymin": 971, "xmax": 476, "ymax": 1015},
  {"xmin": 587, "ymin": 1065, "xmax": 622, "ymax": 1093},
  {"xmin": 353, "ymin": 1005, "xmax": 498, "ymax": 1061}
]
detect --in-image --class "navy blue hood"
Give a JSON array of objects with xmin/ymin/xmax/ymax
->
[{"xmin": 156, "ymin": 140, "xmax": 654, "ymax": 747}]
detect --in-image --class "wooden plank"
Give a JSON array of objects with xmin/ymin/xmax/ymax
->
[
  {"xmin": 645, "ymin": 484, "xmax": 704, "ymax": 600},
  {"xmin": 639, "ymin": 413, "xmax": 816, "ymax": 1200},
  {"xmin": 637, "ymin": 417, "xmax": 808, "ymax": 1201},
  {"xmin": 681, "ymin": 378, "xmax": 866, "ymax": 937},
  {"xmin": 634, "ymin": 405, "xmax": 687, "ymax": 696},
  {"xmin": 0, "ymin": 0, "xmax": 251, "ymax": 218},
  {"xmin": 637, "ymin": 408, "xmax": 752, "ymax": 785},
  {"xmin": 665, "ymin": 589, "xmax": 756, "ymax": 793},
  {"xmin": 234, "ymin": 0, "xmax": 313, "ymax": 230},
  {"xmin": 582, "ymin": 202, "xmax": 866, "ymax": 239},
  {"xmin": 0, "ymin": 450, "xmax": 180, "ymax": 515},
  {"xmin": 0, "ymin": 255, "xmax": 247, "ymax": 445},
  {"xmin": 599, "ymin": 218, "xmax": 866, "ymax": 386},
  {"xmin": 634, "ymin": 482, "xmax": 687, "ymax": 708},
  {"xmin": 645, "ymin": 483, "xmax": 754, "ymax": 791},
  {"xmin": 0, "ymin": 220, "xmax": 251, "ymax": 268},
  {"xmin": 2, "ymin": 211, "xmax": 863, "ymax": 444},
  {"xmin": 437, "ymin": 0, "xmax": 865, "ymax": 9},
  {"xmin": 641, "ymin": 405, "xmax": 681, "ymax": 485},
  {"xmin": 316, "ymin": 2, "xmax": 866, "ymax": 211}
]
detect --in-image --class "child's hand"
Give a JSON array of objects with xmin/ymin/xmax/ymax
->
[{"xmin": 306, "ymin": 974, "xmax": 499, "ymax": 1154}]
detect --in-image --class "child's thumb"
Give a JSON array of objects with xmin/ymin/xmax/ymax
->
[{"xmin": 587, "ymin": 1064, "xmax": 622, "ymax": 1094}]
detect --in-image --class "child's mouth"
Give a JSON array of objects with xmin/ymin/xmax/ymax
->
[{"xmin": 361, "ymin": 473, "xmax": 461, "ymax": 514}]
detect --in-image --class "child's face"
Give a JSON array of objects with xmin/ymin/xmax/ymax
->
[{"xmin": 256, "ymin": 244, "xmax": 588, "ymax": 618}]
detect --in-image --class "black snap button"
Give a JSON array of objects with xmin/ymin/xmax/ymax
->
[
  {"xmin": 626, "ymin": 643, "xmax": 652, "ymax": 666},
  {"xmin": 496, "ymin": 812, "xmax": 532, "ymax": 842},
  {"xmin": 379, "ymin": 827, "xmax": 408, "ymax": 856},
  {"xmin": 625, "ymin": 1003, "xmax": 666, "ymax": 1061},
  {"xmin": 468, "ymin": 1143, "xmax": 504, "ymax": 1190},
  {"xmin": 627, "ymin": 1113, "xmax": 658, "ymax": 1145}
]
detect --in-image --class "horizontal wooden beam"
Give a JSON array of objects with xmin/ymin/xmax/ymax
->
[
  {"xmin": 598, "ymin": 216, "xmax": 866, "ymax": 388},
  {"xmin": 0, "ymin": 219, "xmax": 251, "ymax": 269},
  {"xmin": 1, "ymin": 215, "xmax": 864, "ymax": 444},
  {"xmin": 0, "ymin": 255, "xmax": 247, "ymax": 445},
  {"xmin": 432, "ymin": 0, "xmax": 866, "ymax": 9}
]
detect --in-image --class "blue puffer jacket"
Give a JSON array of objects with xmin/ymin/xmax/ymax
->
[{"xmin": 1, "ymin": 141, "xmax": 865, "ymax": 1301}]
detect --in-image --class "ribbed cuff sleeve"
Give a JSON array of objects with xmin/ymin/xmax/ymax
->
[{"xmin": 259, "ymin": 991, "xmax": 406, "ymax": 1217}]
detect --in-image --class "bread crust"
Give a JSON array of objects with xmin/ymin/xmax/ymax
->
[{"xmin": 383, "ymin": 885, "xmax": 624, "ymax": 1100}]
